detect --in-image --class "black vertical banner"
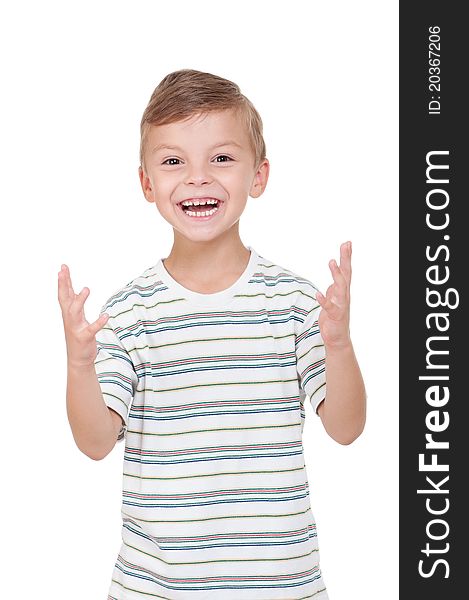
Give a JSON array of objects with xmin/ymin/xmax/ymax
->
[{"xmin": 400, "ymin": 3, "xmax": 467, "ymax": 597}]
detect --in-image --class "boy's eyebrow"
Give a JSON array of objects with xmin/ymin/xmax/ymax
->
[{"xmin": 151, "ymin": 140, "xmax": 243, "ymax": 154}]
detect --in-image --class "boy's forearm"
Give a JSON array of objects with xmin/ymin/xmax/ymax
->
[
  {"xmin": 319, "ymin": 343, "xmax": 366, "ymax": 445},
  {"xmin": 66, "ymin": 363, "xmax": 120, "ymax": 460}
]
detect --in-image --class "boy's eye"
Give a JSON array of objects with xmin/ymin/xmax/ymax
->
[{"xmin": 162, "ymin": 155, "xmax": 232, "ymax": 166}]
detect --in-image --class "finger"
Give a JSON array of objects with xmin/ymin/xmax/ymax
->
[
  {"xmin": 339, "ymin": 241, "xmax": 352, "ymax": 286},
  {"xmin": 66, "ymin": 286, "xmax": 91, "ymax": 323},
  {"xmin": 58, "ymin": 264, "xmax": 77, "ymax": 310},
  {"xmin": 316, "ymin": 290, "xmax": 344, "ymax": 319},
  {"xmin": 316, "ymin": 290, "xmax": 327, "ymax": 309},
  {"xmin": 316, "ymin": 290, "xmax": 325, "ymax": 308},
  {"xmin": 59, "ymin": 264, "xmax": 76, "ymax": 301},
  {"xmin": 58, "ymin": 266, "xmax": 70, "ymax": 306},
  {"xmin": 317, "ymin": 288, "xmax": 342, "ymax": 310},
  {"xmin": 329, "ymin": 259, "xmax": 348, "ymax": 294},
  {"xmin": 87, "ymin": 312, "xmax": 110, "ymax": 336},
  {"xmin": 70, "ymin": 286, "xmax": 90, "ymax": 311},
  {"xmin": 324, "ymin": 283, "xmax": 345, "ymax": 308}
]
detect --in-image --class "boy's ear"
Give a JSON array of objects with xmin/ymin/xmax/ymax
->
[
  {"xmin": 249, "ymin": 158, "xmax": 270, "ymax": 198},
  {"xmin": 138, "ymin": 165, "xmax": 154, "ymax": 203}
]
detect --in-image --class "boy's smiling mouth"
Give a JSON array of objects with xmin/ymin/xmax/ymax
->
[{"xmin": 177, "ymin": 197, "xmax": 223, "ymax": 220}]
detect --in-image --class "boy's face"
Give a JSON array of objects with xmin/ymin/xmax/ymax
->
[{"xmin": 139, "ymin": 109, "xmax": 269, "ymax": 244}]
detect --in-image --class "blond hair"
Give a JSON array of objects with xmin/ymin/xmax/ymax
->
[{"xmin": 139, "ymin": 69, "xmax": 266, "ymax": 171}]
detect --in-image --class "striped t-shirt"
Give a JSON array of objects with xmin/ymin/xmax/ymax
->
[{"xmin": 94, "ymin": 245, "xmax": 328, "ymax": 600}]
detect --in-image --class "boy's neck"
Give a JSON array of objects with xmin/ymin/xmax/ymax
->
[{"xmin": 162, "ymin": 237, "xmax": 251, "ymax": 294}]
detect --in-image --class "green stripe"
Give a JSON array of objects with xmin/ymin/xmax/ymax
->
[
  {"xmin": 125, "ymin": 421, "xmax": 302, "ymax": 438},
  {"xmin": 121, "ymin": 506, "xmax": 313, "ymax": 524},
  {"xmin": 122, "ymin": 539, "xmax": 318, "ymax": 565},
  {"xmin": 122, "ymin": 465, "xmax": 306, "ymax": 481},
  {"xmin": 148, "ymin": 377, "xmax": 299, "ymax": 394}
]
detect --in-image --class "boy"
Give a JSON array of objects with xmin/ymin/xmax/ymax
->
[{"xmin": 58, "ymin": 69, "xmax": 366, "ymax": 599}]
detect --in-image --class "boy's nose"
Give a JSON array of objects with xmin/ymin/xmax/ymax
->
[{"xmin": 185, "ymin": 166, "xmax": 213, "ymax": 186}]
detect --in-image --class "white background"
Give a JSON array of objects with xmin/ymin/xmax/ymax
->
[{"xmin": 0, "ymin": 1, "xmax": 398, "ymax": 598}]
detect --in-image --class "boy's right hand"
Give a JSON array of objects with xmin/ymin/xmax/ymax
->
[{"xmin": 58, "ymin": 264, "xmax": 110, "ymax": 368}]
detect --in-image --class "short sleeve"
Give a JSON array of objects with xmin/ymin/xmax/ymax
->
[
  {"xmin": 295, "ymin": 296, "xmax": 326, "ymax": 415},
  {"xmin": 94, "ymin": 317, "xmax": 138, "ymax": 441}
]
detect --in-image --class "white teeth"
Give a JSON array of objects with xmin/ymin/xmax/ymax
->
[
  {"xmin": 179, "ymin": 198, "xmax": 221, "ymax": 217},
  {"xmin": 181, "ymin": 199, "xmax": 219, "ymax": 207},
  {"xmin": 184, "ymin": 206, "xmax": 219, "ymax": 217}
]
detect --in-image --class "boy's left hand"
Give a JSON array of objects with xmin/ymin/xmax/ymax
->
[{"xmin": 315, "ymin": 241, "xmax": 352, "ymax": 350}]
